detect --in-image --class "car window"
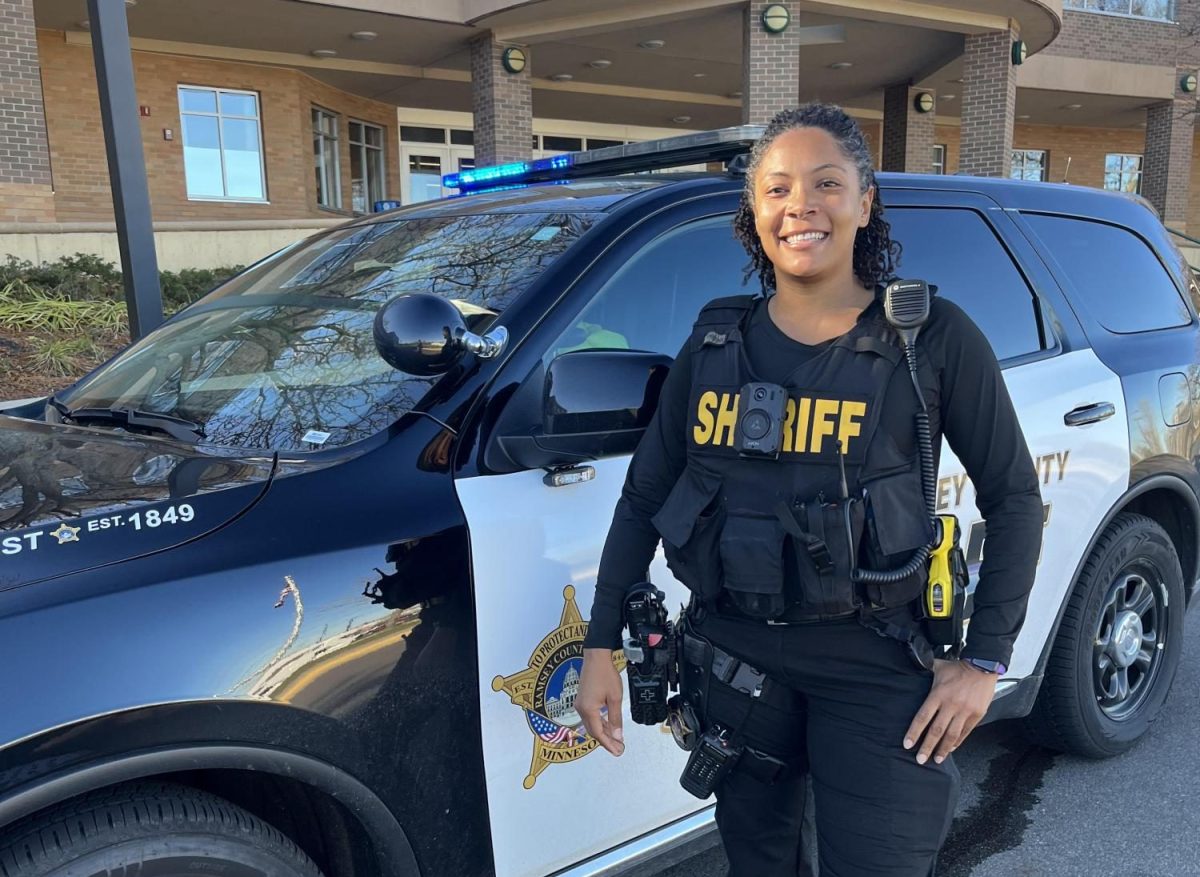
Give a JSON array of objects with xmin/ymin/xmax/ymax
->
[
  {"xmin": 62, "ymin": 212, "xmax": 597, "ymax": 452},
  {"xmin": 887, "ymin": 207, "xmax": 1046, "ymax": 361},
  {"xmin": 1020, "ymin": 213, "xmax": 1191, "ymax": 334},
  {"xmin": 546, "ymin": 215, "xmax": 751, "ymax": 362}
]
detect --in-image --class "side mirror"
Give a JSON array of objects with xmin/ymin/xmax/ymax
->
[
  {"xmin": 497, "ymin": 349, "xmax": 672, "ymax": 469},
  {"xmin": 373, "ymin": 293, "xmax": 508, "ymax": 376}
]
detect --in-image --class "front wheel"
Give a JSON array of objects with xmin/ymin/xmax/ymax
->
[
  {"xmin": 1023, "ymin": 512, "xmax": 1185, "ymax": 758},
  {"xmin": 0, "ymin": 782, "xmax": 324, "ymax": 877}
]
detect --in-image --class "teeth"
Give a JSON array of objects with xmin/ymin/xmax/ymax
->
[{"xmin": 785, "ymin": 232, "xmax": 827, "ymax": 244}]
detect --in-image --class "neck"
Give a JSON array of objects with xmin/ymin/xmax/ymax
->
[{"xmin": 771, "ymin": 270, "xmax": 874, "ymax": 315}]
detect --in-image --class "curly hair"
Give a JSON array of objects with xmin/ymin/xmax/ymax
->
[{"xmin": 733, "ymin": 103, "xmax": 901, "ymax": 295}]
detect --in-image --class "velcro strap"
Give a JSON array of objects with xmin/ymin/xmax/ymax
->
[{"xmin": 774, "ymin": 501, "xmax": 834, "ymax": 574}]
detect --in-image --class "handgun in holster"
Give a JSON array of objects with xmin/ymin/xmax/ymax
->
[{"xmin": 924, "ymin": 514, "xmax": 967, "ymax": 656}]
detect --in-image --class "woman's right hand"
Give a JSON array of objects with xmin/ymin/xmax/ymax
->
[{"xmin": 577, "ymin": 648, "xmax": 625, "ymax": 756}]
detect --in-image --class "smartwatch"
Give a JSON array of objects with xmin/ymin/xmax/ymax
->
[{"xmin": 961, "ymin": 657, "xmax": 1006, "ymax": 676}]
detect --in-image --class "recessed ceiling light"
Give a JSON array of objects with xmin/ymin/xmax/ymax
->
[
  {"xmin": 588, "ymin": 59, "xmax": 612, "ymax": 69},
  {"xmin": 1017, "ymin": 113, "xmax": 1031, "ymax": 120},
  {"xmin": 693, "ymin": 72, "xmax": 708, "ymax": 78},
  {"xmin": 1065, "ymin": 103, "xmax": 1083, "ymax": 110},
  {"xmin": 550, "ymin": 73, "xmax": 573, "ymax": 82},
  {"xmin": 77, "ymin": 19, "xmax": 89, "ymax": 27},
  {"xmin": 729, "ymin": 91, "xmax": 743, "ymax": 99},
  {"xmin": 940, "ymin": 94, "xmax": 956, "ymax": 100},
  {"xmin": 829, "ymin": 61, "xmax": 853, "ymax": 70},
  {"xmin": 672, "ymin": 115, "xmax": 692, "ymax": 124},
  {"xmin": 350, "ymin": 31, "xmax": 378, "ymax": 40},
  {"xmin": 950, "ymin": 78, "xmax": 964, "ymax": 84},
  {"xmin": 311, "ymin": 49, "xmax": 338, "ymax": 58},
  {"xmin": 639, "ymin": 39, "xmax": 665, "ymax": 50},
  {"xmin": 125, "ymin": 0, "xmax": 137, "ymax": 6}
]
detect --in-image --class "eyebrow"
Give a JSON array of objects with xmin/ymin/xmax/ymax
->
[{"xmin": 761, "ymin": 163, "xmax": 848, "ymax": 178}]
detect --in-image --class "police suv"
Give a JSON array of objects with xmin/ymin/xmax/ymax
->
[{"xmin": 0, "ymin": 129, "xmax": 1196, "ymax": 877}]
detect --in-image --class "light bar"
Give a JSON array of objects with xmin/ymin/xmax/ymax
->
[{"xmin": 443, "ymin": 125, "xmax": 766, "ymax": 192}]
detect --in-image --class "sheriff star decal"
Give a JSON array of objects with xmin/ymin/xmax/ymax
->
[
  {"xmin": 492, "ymin": 585, "xmax": 626, "ymax": 789},
  {"xmin": 50, "ymin": 523, "xmax": 81, "ymax": 545}
]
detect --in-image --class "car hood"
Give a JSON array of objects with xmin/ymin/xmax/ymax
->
[{"xmin": 0, "ymin": 415, "xmax": 276, "ymax": 588}]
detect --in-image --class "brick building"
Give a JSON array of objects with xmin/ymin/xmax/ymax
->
[{"xmin": 2, "ymin": 0, "xmax": 1199, "ymax": 268}]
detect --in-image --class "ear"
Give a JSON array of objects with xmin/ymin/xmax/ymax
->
[{"xmin": 858, "ymin": 185, "xmax": 875, "ymax": 229}]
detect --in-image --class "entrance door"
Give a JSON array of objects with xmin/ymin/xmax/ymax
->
[{"xmin": 400, "ymin": 146, "xmax": 474, "ymax": 204}]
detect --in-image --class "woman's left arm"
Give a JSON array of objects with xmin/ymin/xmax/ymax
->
[{"xmin": 904, "ymin": 299, "xmax": 1044, "ymax": 765}]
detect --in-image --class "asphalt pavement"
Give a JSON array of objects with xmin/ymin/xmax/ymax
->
[{"xmin": 645, "ymin": 608, "xmax": 1200, "ymax": 877}]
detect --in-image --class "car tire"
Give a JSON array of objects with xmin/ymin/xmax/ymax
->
[
  {"xmin": 0, "ymin": 781, "xmax": 324, "ymax": 877},
  {"xmin": 1023, "ymin": 512, "xmax": 1184, "ymax": 758}
]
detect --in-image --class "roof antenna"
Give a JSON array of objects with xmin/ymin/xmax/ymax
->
[{"xmin": 1062, "ymin": 156, "xmax": 1071, "ymax": 184}]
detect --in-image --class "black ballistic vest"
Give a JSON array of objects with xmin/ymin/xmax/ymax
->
[{"xmin": 652, "ymin": 295, "xmax": 935, "ymax": 620}]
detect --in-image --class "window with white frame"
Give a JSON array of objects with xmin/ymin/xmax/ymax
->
[
  {"xmin": 178, "ymin": 86, "xmax": 266, "ymax": 201},
  {"xmin": 349, "ymin": 121, "xmax": 386, "ymax": 214},
  {"xmin": 1062, "ymin": 0, "xmax": 1173, "ymax": 21},
  {"xmin": 1104, "ymin": 153, "xmax": 1143, "ymax": 194},
  {"xmin": 312, "ymin": 108, "xmax": 342, "ymax": 209},
  {"xmin": 932, "ymin": 144, "xmax": 946, "ymax": 174},
  {"xmin": 1011, "ymin": 149, "xmax": 1048, "ymax": 182}
]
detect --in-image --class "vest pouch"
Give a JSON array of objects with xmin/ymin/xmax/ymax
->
[
  {"xmin": 719, "ymin": 512, "xmax": 787, "ymax": 618},
  {"xmin": 791, "ymin": 499, "xmax": 866, "ymax": 617},
  {"xmin": 652, "ymin": 466, "xmax": 725, "ymax": 600},
  {"xmin": 862, "ymin": 468, "xmax": 934, "ymax": 607}
]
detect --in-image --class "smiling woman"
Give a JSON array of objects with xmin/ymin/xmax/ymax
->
[{"xmin": 577, "ymin": 103, "xmax": 1044, "ymax": 877}]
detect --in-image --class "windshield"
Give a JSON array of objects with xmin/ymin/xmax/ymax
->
[{"xmin": 59, "ymin": 212, "xmax": 596, "ymax": 452}]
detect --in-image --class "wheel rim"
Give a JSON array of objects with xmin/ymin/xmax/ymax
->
[{"xmin": 1092, "ymin": 569, "xmax": 1167, "ymax": 721}]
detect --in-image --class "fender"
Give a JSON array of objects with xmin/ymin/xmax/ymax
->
[
  {"xmin": 986, "ymin": 471, "xmax": 1200, "ymax": 722},
  {"xmin": 0, "ymin": 702, "xmax": 420, "ymax": 877}
]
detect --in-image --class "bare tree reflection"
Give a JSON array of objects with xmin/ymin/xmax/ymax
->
[{"xmin": 54, "ymin": 213, "xmax": 593, "ymax": 453}]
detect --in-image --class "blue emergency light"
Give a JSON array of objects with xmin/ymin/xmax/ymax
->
[{"xmin": 442, "ymin": 126, "xmax": 766, "ymax": 193}]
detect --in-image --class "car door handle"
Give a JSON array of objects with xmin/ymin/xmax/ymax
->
[{"xmin": 1064, "ymin": 402, "xmax": 1115, "ymax": 427}]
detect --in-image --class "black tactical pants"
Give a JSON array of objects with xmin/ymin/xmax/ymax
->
[{"xmin": 690, "ymin": 607, "xmax": 960, "ymax": 877}]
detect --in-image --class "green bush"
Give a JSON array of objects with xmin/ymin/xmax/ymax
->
[{"xmin": 0, "ymin": 254, "xmax": 243, "ymax": 315}]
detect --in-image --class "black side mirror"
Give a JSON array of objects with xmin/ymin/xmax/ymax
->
[
  {"xmin": 497, "ymin": 349, "xmax": 672, "ymax": 470},
  {"xmin": 373, "ymin": 293, "xmax": 508, "ymax": 376}
]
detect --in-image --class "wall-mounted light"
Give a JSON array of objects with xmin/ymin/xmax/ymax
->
[
  {"xmin": 1012, "ymin": 39, "xmax": 1028, "ymax": 66},
  {"xmin": 761, "ymin": 4, "xmax": 791, "ymax": 34},
  {"xmin": 501, "ymin": 46, "xmax": 527, "ymax": 74},
  {"xmin": 1182, "ymin": 72, "xmax": 1198, "ymax": 93},
  {"xmin": 914, "ymin": 92, "xmax": 935, "ymax": 114}
]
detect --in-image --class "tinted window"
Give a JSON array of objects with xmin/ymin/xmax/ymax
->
[
  {"xmin": 546, "ymin": 216, "xmax": 750, "ymax": 361},
  {"xmin": 888, "ymin": 207, "xmax": 1045, "ymax": 361},
  {"xmin": 1021, "ymin": 213, "xmax": 1190, "ymax": 333}
]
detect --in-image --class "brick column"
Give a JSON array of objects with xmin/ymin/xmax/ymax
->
[
  {"xmin": 742, "ymin": 0, "xmax": 801, "ymax": 125},
  {"xmin": 0, "ymin": 0, "xmax": 54, "ymax": 222},
  {"xmin": 882, "ymin": 84, "xmax": 936, "ymax": 173},
  {"xmin": 470, "ymin": 36, "xmax": 531, "ymax": 166},
  {"xmin": 959, "ymin": 28, "xmax": 1017, "ymax": 178},
  {"xmin": 1142, "ymin": 70, "xmax": 1196, "ymax": 234}
]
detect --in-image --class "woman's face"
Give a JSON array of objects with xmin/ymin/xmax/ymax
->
[{"xmin": 752, "ymin": 126, "xmax": 874, "ymax": 289}]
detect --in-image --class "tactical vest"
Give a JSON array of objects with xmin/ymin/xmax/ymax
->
[{"xmin": 652, "ymin": 294, "xmax": 937, "ymax": 620}]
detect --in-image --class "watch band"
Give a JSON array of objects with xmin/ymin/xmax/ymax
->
[{"xmin": 962, "ymin": 657, "xmax": 1006, "ymax": 675}]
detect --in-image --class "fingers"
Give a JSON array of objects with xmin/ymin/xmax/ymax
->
[
  {"xmin": 903, "ymin": 697, "xmax": 937, "ymax": 755},
  {"xmin": 932, "ymin": 714, "xmax": 967, "ymax": 764}
]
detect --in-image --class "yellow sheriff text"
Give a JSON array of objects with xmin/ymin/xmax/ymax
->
[{"xmin": 693, "ymin": 391, "xmax": 866, "ymax": 455}]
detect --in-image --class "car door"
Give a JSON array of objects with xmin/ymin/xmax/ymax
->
[
  {"xmin": 454, "ymin": 198, "xmax": 751, "ymax": 877},
  {"xmin": 882, "ymin": 190, "xmax": 1130, "ymax": 683}
]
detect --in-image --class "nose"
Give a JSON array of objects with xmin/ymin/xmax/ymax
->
[{"xmin": 784, "ymin": 186, "xmax": 816, "ymax": 217}]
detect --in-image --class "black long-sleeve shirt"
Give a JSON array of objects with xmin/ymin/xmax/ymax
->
[{"xmin": 584, "ymin": 294, "xmax": 1044, "ymax": 667}]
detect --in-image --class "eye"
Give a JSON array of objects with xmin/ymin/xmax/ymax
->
[
  {"xmin": 764, "ymin": 184, "xmax": 788, "ymax": 196},
  {"xmin": 818, "ymin": 179, "xmax": 841, "ymax": 189}
]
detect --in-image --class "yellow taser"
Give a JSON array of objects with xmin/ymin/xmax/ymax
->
[{"xmin": 925, "ymin": 514, "xmax": 959, "ymax": 619}]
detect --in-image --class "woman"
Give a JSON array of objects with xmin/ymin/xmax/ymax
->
[{"xmin": 577, "ymin": 104, "xmax": 1043, "ymax": 876}]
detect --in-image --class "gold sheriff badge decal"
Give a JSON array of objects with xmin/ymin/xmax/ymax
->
[{"xmin": 492, "ymin": 585, "xmax": 626, "ymax": 789}]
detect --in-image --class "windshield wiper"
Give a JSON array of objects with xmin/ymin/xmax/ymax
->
[{"xmin": 48, "ymin": 396, "xmax": 206, "ymax": 443}]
